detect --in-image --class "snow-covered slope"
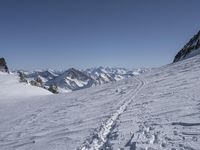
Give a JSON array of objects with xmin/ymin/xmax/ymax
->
[
  {"xmin": 0, "ymin": 55, "xmax": 200, "ymax": 149},
  {"xmin": 0, "ymin": 72, "xmax": 51, "ymax": 102},
  {"xmin": 174, "ymin": 30, "xmax": 200, "ymax": 62},
  {"xmin": 0, "ymin": 74, "xmax": 140, "ymax": 150},
  {"xmin": 105, "ymin": 54, "xmax": 200, "ymax": 150}
]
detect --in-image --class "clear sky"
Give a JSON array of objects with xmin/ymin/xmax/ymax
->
[{"xmin": 0, "ymin": 0, "xmax": 200, "ymax": 70}]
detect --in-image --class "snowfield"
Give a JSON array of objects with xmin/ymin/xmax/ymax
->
[
  {"xmin": 0, "ymin": 55, "xmax": 200, "ymax": 150},
  {"xmin": 0, "ymin": 72, "xmax": 51, "ymax": 103},
  {"xmin": 106, "ymin": 55, "xmax": 200, "ymax": 150},
  {"xmin": 0, "ymin": 74, "xmax": 140, "ymax": 150}
]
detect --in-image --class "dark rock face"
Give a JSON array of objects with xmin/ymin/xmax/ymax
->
[
  {"xmin": 18, "ymin": 71, "xmax": 28, "ymax": 83},
  {"xmin": 48, "ymin": 84, "xmax": 59, "ymax": 94},
  {"xmin": 173, "ymin": 31, "xmax": 200, "ymax": 63},
  {"xmin": 0, "ymin": 57, "xmax": 9, "ymax": 73}
]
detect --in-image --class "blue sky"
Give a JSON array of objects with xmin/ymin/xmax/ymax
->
[{"xmin": 0, "ymin": 0, "xmax": 200, "ymax": 70}]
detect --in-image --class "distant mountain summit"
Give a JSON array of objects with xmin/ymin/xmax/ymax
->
[
  {"xmin": 52, "ymin": 68, "xmax": 97, "ymax": 92},
  {"xmin": 27, "ymin": 69, "xmax": 58, "ymax": 83},
  {"xmin": 0, "ymin": 57, "xmax": 9, "ymax": 73},
  {"xmin": 85, "ymin": 67, "xmax": 127, "ymax": 84},
  {"xmin": 173, "ymin": 30, "xmax": 200, "ymax": 62}
]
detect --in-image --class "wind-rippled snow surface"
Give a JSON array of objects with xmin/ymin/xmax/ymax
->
[{"xmin": 1, "ymin": 55, "xmax": 200, "ymax": 150}]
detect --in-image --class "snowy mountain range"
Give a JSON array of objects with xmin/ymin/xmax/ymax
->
[
  {"xmin": 22, "ymin": 67, "xmax": 149, "ymax": 93},
  {"xmin": 174, "ymin": 30, "xmax": 200, "ymax": 62}
]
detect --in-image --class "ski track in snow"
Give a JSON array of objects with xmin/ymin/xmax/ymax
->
[
  {"xmin": 102, "ymin": 55, "xmax": 200, "ymax": 150},
  {"xmin": 0, "ymin": 75, "xmax": 140, "ymax": 150},
  {"xmin": 78, "ymin": 77, "xmax": 145, "ymax": 150}
]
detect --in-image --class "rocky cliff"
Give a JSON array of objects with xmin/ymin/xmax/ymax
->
[
  {"xmin": 173, "ymin": 30, "xmax": 200, "ymax": 62},
  {"xmin": 0, "ymin": 57, "xmax": 9, "ymax": 73}
]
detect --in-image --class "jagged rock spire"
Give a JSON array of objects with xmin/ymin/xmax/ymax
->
[{"xmin": 0, "ymin": 57, "xmax": 9, "ymax": 73}]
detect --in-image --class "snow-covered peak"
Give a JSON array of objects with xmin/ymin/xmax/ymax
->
[
  {"xmin": 27, "ymin": 70, "xmax": 58, "ymax": 83},
  {"xmin": 52, "ymin": 68, "xmax": 96, "ymax": 92},
  {"xmin": 60, "ymin": 68, "xmax": 93, "ymax": 81}
]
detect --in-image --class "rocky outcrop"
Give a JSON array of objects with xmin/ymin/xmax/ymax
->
[
  {"xmin": 48, "ymin": 84, "xmax": 59, "ymax": 94},
  {"xmin": 0, "ymin": 57, "xmax": 9, "ymax": 73},
  {"xmin": 173, "ymin": 30, "xmax": 200, "ymax": 63},
  {"xmin": 18, "ymin": 71, "xmax": 28, "ymax": 83}
]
